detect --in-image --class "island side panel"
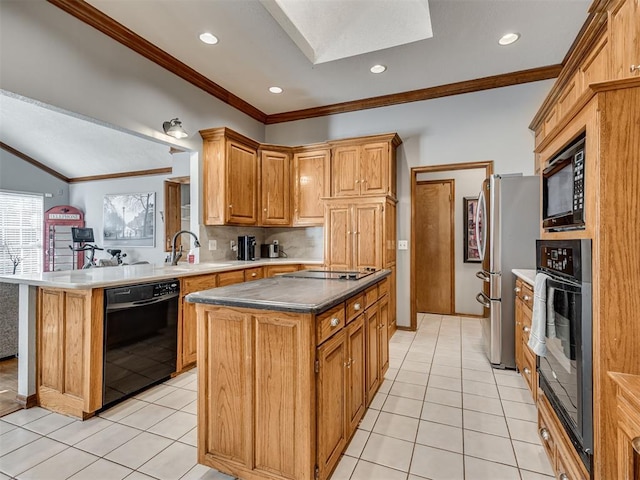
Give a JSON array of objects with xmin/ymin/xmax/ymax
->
[{"xmin": 196, "ymin": 303, "xmax": 316, "ymax": 480}]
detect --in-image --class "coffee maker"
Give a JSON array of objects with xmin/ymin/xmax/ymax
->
[{"xmin": 237, "ymin": 235, "xmax": 257, "ymax": 261}]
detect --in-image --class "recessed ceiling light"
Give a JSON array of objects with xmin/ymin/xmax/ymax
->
[
  {"xmin": 199, "ymin": 32, "xmax": 218, "ymax": 45},
  {"xmin": 370, "ymin": 64, "xmax": 387, "ymax": 74},
  {"xmin": 269, "ymin": 86, "xmax": 283, "ymax": 94},
  {"xmin": 498, "ymin": 32, "xmax": 520, "ymax": 46}
]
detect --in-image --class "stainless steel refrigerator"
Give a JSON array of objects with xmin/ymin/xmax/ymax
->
[{"xmin": 474, "ymin": 173, "xmax": 540, "ymax": 369}]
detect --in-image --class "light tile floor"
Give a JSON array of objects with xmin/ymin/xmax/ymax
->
[{"xmin": 0, "ymin": 314, "xmax": 554, "ymax": 480}]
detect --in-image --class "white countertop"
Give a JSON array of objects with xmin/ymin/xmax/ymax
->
[
  {"xmin": 0, "ymin": 258, "xmax": 323, "ymax": 289},
  {"xmin": 512, "ymin": 269, "xmax": 536, "ymax": 286}
]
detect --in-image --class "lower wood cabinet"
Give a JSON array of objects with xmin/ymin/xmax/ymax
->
[
  {"xmin": 609, "ymin": 372, "xmax": 640, "ymax": 480},
  {"xmin": 514, "ymin": 278, "xmax": 537, "ymax": 401},
  {"xmin": 180, "ymin": 274, "xmax": 218, "ymax": 369},
  {"xmin": 195, "ymin": 276, "xmax": 390, "ymax": 480}
]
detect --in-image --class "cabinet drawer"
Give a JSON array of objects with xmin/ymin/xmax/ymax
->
[
  {"xmin": 317, "ymin": 304, "xmax": 345, "ymax": 346},
  {"xmin": 244, "ymin": 267, "xmax": 264, "ymax": 282},
  {"xmin": 377, "ymin": 277, "xmax": 389, "ymax": 298},
  {"xmin": 538, "ymin": 394, "xmax": 558, "ymax": 468},
  {"xmin": 365, "ymin": 285, "xmax": 378, "ymax": 309},
  {"xmin": 516, "ymin": 279, "xmax": 534, "ymax": 310},
  {"xmin": 521, "ymin": 303, "xmax": 532, "ymax": 343},
  {"xmin": 182, "ymin": 274, "xmax": 217, "ymax": 295},
  {"xmin": 218, "ymin": 270, "xmax": 245, "ymax": 287},
  {"xmin": 522, "ymin": 341, "xmax": 537, "ymax": 400},
  {"xmin": 346, "ymin": 294, "xmax": 365, "ymax": 324}
]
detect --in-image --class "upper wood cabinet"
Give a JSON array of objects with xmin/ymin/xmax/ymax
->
[
  {"xmin": 259, "ymin": 146, "xmax": 291, "ymax": 226},
  {"xmin": 609, "ymin": 0, "xmax": 640, "ymax": 80},
  {"xmin": 201, "ymin": 127, "xmax": 260, "ymax": 226},
  {"xmin": 292, "ymin": 146, "xmax": 330, "ymax": 226},
  {"xmin": 329, "ymin": 134, "xmax": 401, "ymax": 198}
]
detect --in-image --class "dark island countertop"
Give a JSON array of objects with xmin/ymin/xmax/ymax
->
[{"xmin": 186, "ymin": 269, "xmax": 391, "ymax": 314}]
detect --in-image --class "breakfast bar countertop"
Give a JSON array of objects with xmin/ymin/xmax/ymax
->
[{"xmin": 186, "ymin": 269, "xmax": 391, "ymax": 314}]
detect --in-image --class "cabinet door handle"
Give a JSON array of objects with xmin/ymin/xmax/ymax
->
[
  {"xmin": 354, "ymin": 302, "xmax": 361, "ymax": 311},
  {"xmin": 263, "ymin": 208, "xmax": 267, "ymax": 212},
  {"xmin": 632, "ymin": 436, "xmax": 640, "ymax": 454},
  {"xmin": 524, "ymin": 367, "xmax": 531, "ymax": 376},
  {"xmin": 355, "ymin": 180, "xmax": 359, "ymax": 183},
  {"xmin": 228, "ymin": 204, "xmax": 232, "ymax": 209},
  {"xmin": 559, "ymin": 474, "xmax": 569, "ymax": 480},
  {"xmin": 523, "ymin": 326, "xmax": 530, "ymax": 333},
  {"xmin": 524, "ymin": 295, "xmax": 531, "ymax": 301},
  {"xmin": 251, "ymin": 272, "xmax": 257, "ymax": 277},
  {"xmin": 514, "ymin": 287, "xmax": 521, "ymax": 293},
  {"xmin": 330, "ymin": 317, "xmax": 340, "ymax": 327},
  {"xmin": 539, "ymin": 427, "xmax": 550, "ymax": 441},
  {"xmin": 361, "ymin": 179, "xmax": 366, "ymax": 183},
  {"xmin": 631, "ymin": 64, "xmax": 640, "ymax": 73}
]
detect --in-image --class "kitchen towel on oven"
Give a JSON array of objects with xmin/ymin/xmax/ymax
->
[{"xmin": 529, "ymin": 272, "xmax": 552, "ymax": 356}]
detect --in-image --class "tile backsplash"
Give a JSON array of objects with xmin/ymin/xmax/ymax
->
[{"xmin": 198, "ymin": 225, "xmax": 323, "ymax": 262}]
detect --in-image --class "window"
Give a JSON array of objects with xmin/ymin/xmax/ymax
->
[{"xmin": 0, "ymin": 191, "xmax": 44, "ymax": 275}]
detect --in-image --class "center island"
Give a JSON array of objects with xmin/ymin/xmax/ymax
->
[{"xmin": 186, "ymin": 269, "xmax": 391, "ymax": 480}]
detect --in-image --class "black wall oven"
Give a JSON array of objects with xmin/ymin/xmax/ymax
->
[{"xmin": 536, "ymin": 239, "xmax": 593, "ymax": 471}]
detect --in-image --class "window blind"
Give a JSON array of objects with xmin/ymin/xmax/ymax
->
[{"xmin": 0, "ymin": 191, "xmax": 44, "ymax": 275}]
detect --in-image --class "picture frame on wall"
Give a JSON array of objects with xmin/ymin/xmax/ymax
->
[
  {"xmin": 103, "ymin": 192, "xmax": 155, "ymax": 247},
  {"xmin": 463, "ymin": 196, "xmax": 481, "ymax": 263}
]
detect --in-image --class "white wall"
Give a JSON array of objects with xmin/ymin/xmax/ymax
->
[
  {"xmin": 266, "ymin": 82, "xmax": 551, "ymax": 327},
  {"xmin": 415, "ymin": 169, "xmax": 487, "ymax": 316}
]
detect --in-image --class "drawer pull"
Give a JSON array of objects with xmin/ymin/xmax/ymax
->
[
  {"xmin": 524, "ymin": 367, "xmax": 531, "ymax": 376},
  {"xmin": 354, "ymin": 302, "xmax": 361, "ymax": 311},
  {"xmin": 539, "ymin": 427, "xmax": 550, "ymax": 441},
  {"xmin": 559, "ymin": 474, "xmax": 569, "ymax": 480},
  {"xmin": 523, "ymin": 326, "xmax": 530, "ymax": 333},
  {"xmin": 330, "ymin": 317, "xmax": 340, "ymax": 327},
  {"xmin": 631, "ymin": 64, "xmax": 640, "ymax": 73},
  {"xmin": 633, "ymin": 437, "xmax": 640, "ymax": 454},
  {"xmin": 514, "ymin": 287, "xmax": 521, "ymax": 293},
  {"xmin": 251, "ymin": 272, "xmax": 257, "ymax": 277}
]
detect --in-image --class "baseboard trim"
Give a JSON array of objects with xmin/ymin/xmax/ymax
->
[
  {"xmin": 16, "ymin": 394, "xmax": 37, "ymax": 409},
  {"xmin": 455, "ymin": 313, "xmax": 484, "ymax": 319}
]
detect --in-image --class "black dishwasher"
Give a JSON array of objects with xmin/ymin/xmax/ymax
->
[{"xmin": 103, "ymin": 279, "xmax": 179, "ymax": 408}]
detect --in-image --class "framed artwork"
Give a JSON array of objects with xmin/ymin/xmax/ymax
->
[
  {"xmin": 103, "ymin": 192, "xmax": 155, "ymax": 247},
  {"xmin": 463, "ymin": 196, "xmax": 481, "ymax": 263}
]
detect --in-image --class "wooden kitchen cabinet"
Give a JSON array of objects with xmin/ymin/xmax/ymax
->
[
  {"xmin": 217, "ymin": 269, "xmax": 245, "ymax": 287},
  {"xmin": 259, "ymin": 146, "xmax": 291, "ymax": 226},
  {"xmin": 365, "ymin": 303, "xmax": 380, "ymax": 405},
  {"xmin": 264, "ymin": 264, "xmax": 300, "ymax": 277},
  {"xmin": 609, "ymin": 373, "xmax": 640, "ymax": 480},
  {"xmin": 609, "ymin": 0, "xmax": 640, "ymax": 80},
  {"xmin": 346, "ymin": 315, "xmax": 366, "ymax": 434},
  {"xmin": 180, "ymin": 274, "xmax": 218, "ymax": 369},
  {"xmin": 514, "ymin": 277, "xmax": 536, "ymax": 401},
  {"xmin": 37, "ymin": 288, "xmax": 103, "ymax": 418},
  {"xmin": 244, "ymin": 266, "xmax": 263, "ymax": 282},
  {"xmin": 329, "ymin": 134, "xmax": 401, "ymax": 198},
  {"xmin": 201, "ymin": 127, "xmax": 259, "ymax": 226},
  {"xmin": 292, "ymin": 146, "xmax": 330, "ymax": 226}
]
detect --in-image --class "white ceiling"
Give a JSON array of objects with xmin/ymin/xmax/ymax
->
[
  {"xmin": 1, "ymin": 0, "xmax": 591, "ymax": 179},
  {"xmin": 86, "ymin": 0, "xmax": 591, "ymax": 115}
]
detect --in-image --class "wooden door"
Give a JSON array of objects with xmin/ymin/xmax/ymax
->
[
  {"xmin": 293, "ymin": 149, "xmax": 330, "ymax": 225},
  {"xmin": 316, "ymin": 330, "xmax": 348, "ymax": 480},
  {"xmin": 415, "ymin": 180, "xmax": 455, "ymax": 314},
  {"xmin": 164, "ymin": 181, "xmax": 181, "ymax": 251},
  {"xmin": 346, "ymin": 315, "xmax": 366, "ymax": 434},
  {"xmin": 378, "ymin": 295, "xmax": 389, "ymax": 378},
  {"xmin": 260, "ymin": 149, "xmax": 290, "ymax": 226},
  {"xmin": 365, "ymin": 305, "xmax": 380, "ymax": 405},
  {"xmin": 331, "ymin": 145, "xmax": 360, "ymax": 197},
  {"xmin": 226, "ymin": 140, "xmax": 257, "ymax": 224},
  {"xmin": 360, "ymin": 142, "xmax": 388, "ymax": 195},
  {"xmin": 609, "ymin": 0, "xmax": 640, "ymax": 80},
  {"xmin": 353, "ymin": 203, "xmax": 382, "ymax": 270},
  {"xmin": 325, "ymin": 204, "xmax": 352, "ymax": 270}
]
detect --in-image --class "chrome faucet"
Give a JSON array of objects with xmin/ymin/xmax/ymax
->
[{"xmin": 167, "ymin": 230, "xmax": 200, "ymax": 265}]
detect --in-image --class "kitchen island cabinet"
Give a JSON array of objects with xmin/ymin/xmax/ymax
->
[{"xmin": 187, "ymin": 270, "xmax": 390, "ymax": 480}]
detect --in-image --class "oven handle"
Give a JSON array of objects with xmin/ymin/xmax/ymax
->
[
  {"xmin": 475, "ymin": 292, "xmax": 491, "ymax": 308},
  {"xmin": 106, "ymin": 292, "xmax": 179, "ymax": 312},
  {"xmin": 545, "ymin": 277, "xmax": 582, "ymax": 294}
]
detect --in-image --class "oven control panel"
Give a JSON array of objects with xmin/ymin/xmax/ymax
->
[{"xmin": 541, "ymin": 246, "xmax": 574, "ymax": 276}]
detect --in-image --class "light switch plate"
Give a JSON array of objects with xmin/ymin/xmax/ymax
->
[
  {"xmin": 398, "ymin": 240, "xmax": 408, "ymax": 250},
  {"xmin": 208, "ymin": 240, "xmax": 217, "ymax": 250}
]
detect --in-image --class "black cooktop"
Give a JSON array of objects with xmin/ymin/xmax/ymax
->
[{"xmin": 280, "ymin": 269, "xmax": 377, "ymax": 280}]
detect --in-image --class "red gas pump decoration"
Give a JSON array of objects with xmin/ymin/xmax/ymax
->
[{"xmin": 44, "ymin": 206, "xmax": 85, "ymax": 271}]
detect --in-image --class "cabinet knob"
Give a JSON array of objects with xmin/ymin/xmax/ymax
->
[
  {"xmin": 361, "ymin": 179, "xmax": 366, "ymax": 183},
  {"xmin": 514, "ymin": 287, "xmax": 521, "ymax": 293},
  {"xmin": 355, "ymin": 180, "xmax": 359, "ymax": 183},
  {"xmin": 524, "ymin": 295, "xmax": 531, "ymax": 301},
  {"xmin": 559, "ymin": 474, "xmax": 569, "ymax": 480},
  {"xmin": 251, "ymin": 272, "xmax": 257, "ymax": 277},
  {"xmin": 524, "ymin": 367, "xmax": 531, "ymax": 376},
  {"xmin": 264, "ymin": 208, "xmax": 267, "ymax": 212},
  {"xmin": 354, "ymin": 302, "xmax": 361, "ymax": 311},
  {"xmin": 523, "ymin": 326, "xmax": 530, "ymax": 333},
  {"xmin": 630, "ymin": 64, "xmax": 640, "ymax": 73},
  {"xmin": 539, "ymin": 427, "xmax": 550, "ymax": 441},
  {"xmin": 344, "ymin": 360, "xmax": 351, "ymax": 368},
  {"xmin": 330, "ymin": 317, "xmax": 340, "ymax": 327},
  {"xmin": 228, "ymin": 204, "xmax": 232, "ymax": 209},
  {"xmin": 632, "ymin": 436, "xmax": 640, "ymax": 454}
]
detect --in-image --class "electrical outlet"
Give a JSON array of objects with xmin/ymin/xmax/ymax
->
[
  {"xmin": 208, "ymin": 240, "xmax": 217, "ymax": 251},
  {"xmin": 230, "ymin": 240, "xmax": 237, "ymax": 251},
  {"xmin": 273, "ymin": 239, "xmax": 279, "ymax": 245},
  {"xmin": 398, "ymin": 240, "xmax": 408, "ymax": 250}
]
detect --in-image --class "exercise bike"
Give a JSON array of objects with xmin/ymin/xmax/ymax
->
[{"xmin": 69, "ymin": 243, "xmax": 104, "ymax": 269}]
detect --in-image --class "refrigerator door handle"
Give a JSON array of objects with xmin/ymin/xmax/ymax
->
[
  {"xmin": 475, "ymin": 188, "xmax": 487, "ymax": 262},
  {"xmin": 476, "ymin": 271, "xmax": 490, "ymax": 282},
  {"xmin": 475, "ymin": 292, "xmax": 491, "ymax": 308}
]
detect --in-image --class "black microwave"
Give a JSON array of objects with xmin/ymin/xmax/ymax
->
[{"xmin": 542, "ymin": 132, "xmax": 586, "ymax": 231}]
